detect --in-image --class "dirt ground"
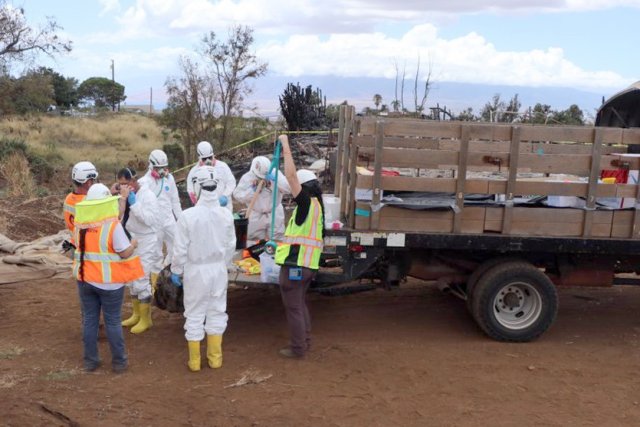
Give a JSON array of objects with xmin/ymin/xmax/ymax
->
[{"xmin": 2, "ymin": 277, "xmax": 640, "ymax": 427}]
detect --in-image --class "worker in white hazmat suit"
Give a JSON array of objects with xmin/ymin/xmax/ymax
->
[
  {"xmin": 141, "ymin": 149, "xmax": 183, "ymax": 265},
  {"xmin": 233, "ymin": 156, "xmax": 290, "ymax": 241},
  {"xmin": 186, "ymin": 141, "xmax": 236, "ymax": 212},
  {"xmin": 114, "ymin": 168, "xmax": 162, "ymax": 334},
  {"xmin": 170, "ymin": 166, "xmax": 236, "ymax": 372}
]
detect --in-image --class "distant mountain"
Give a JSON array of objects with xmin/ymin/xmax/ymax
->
[{"xmin": 248, "ymin": 75, "xmax": 610, "ymax": 121}]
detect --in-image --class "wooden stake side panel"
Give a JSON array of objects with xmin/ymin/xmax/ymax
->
[
  {"xmin": 353, "ymin": 203, "xmax": 615, "ymax": 238},
  {"xmin": 354, "ymin": 135, "xmax": 626, "ymax": 154},
  {"xmin": 357, "ymin": 147, "xmax": 638, "ymax": 175},
  {"xmin": 356, "ymin": 175, "xmax": 638, "ymax": 198},
  {"xmin": 338, "ymin": 113, "xmax": 640, "ymax": 239},
  {"xmin": 357, "ymin": 119, "xmax": 640, "ymax": 146}
]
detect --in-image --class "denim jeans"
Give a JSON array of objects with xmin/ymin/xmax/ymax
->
[{"xmin": 77, "ymin": 281, "xmax": 127, "ymax": 370}]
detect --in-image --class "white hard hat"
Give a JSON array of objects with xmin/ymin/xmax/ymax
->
[
  {"xmin": 250, "ymin": 156, "xmax": 271, "ymax": 179},
  {"xmin": 71, "ymin": 161, "xmax": 98, "ymax": 184},
  {"xmin": 297, "ymin": 169, "xmax": 317, "ymax": 185},
  {"xmin": 196, "ymin": 141, "xmax": 214, "ymax": 159},
  {"xmin": 85, "ymin": 183, "xmax": 111, "ymax": 201},
  {"xmin": 193, "ymin": 165, "xmax": 218, "ymax": 189},
  {"xmin": 149, "ymin": 149, "xmax": 168, "ymax": 168}
]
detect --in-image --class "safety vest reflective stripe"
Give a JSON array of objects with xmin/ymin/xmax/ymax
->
[
  {"xmin": 63, "ymin": 204, "xmax": 76, "ymax": 214},
  {"xmin": 99, "ymin": 223, "xmax": 113, "ymax": 282},
  {"xmin": 282, "ymin": 236, "xmax": 323, "ymax": 248},
  {"xmin": 74, "ymin": 252, "xmax": 122, "ymax": 261}
]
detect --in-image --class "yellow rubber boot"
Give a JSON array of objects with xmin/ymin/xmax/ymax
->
[
  {"xmin": 188, "ymin": 341, "xmax": 201, "ymax": 372},
  {"xmin": 121, "ymin": 299, "xmax": 140, "ymax": 327},
  {"xmin": 130, "ymin": 303, "xmax": 152, "ymax": 334},
  {"xmin": 150, "ymin": 273, "xmax": 159, "ymax": 295},
  {"xmin": 206, "ymin": 334, "xmax": 223, "ymax": 369}
]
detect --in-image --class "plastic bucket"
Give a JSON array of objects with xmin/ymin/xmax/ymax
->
[
  {"xmin": 321, "ymin": 194, "xmax": 340, "ymax": 228},
  {"xmin": 234, "ymin": 217, "xmax": 249, "ymax": 249}
]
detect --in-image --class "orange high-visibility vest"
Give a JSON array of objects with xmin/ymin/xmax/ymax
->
[
  {"xmin": 73, "ymin": 220, "xmax": 144, "ymax": 284},
  {"xmin": 63, "ymin": 192, "xmax": 85, "ymax": 235}
]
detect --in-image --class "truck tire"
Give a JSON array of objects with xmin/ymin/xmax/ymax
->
[
  {"xmin": 465, "ymin": 256, "xmax": 523, "ymax": 312},
  {"xmin": 469, "ymin": 261, "xmax": 557, "ymax": 342}
]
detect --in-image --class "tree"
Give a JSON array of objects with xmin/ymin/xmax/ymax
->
[
  {"xmin": 530, "ymin": 103, "xmax": 552, "ymax": 124},
  {"xmin": 456, "ymin": 107, "xmax": 477, "ymax": 122},
  {"xmin": 503, "ymin": 94, "xmax": 521, "ymax": 123},
  {"xmin": 161, "ymin": 56, "xmax": 218, "ymax": 161},
  {"xmin": 200, "ymin": 25, "xmax": 268, "ymax": 147},
  {"xmin": 373, "ymin": 94, "xmax": 382, "ymax": 110},
  {"xmin": 551, "ymin": 104, "xmax": 585, "ymax": 125},
  {"xmin": 480, "ymin": 94, "xmax": 505, "ymax": 122},
  {"xmin": 279, "ymin": 83, "xmax": 328, "ymax": 131},
  {"xmin": 77, "ymin": 77, "xmax": 126, "ymax": 109},
  {"xmin": 33, "ymin": 67, "xmax": 78, "ymax": 108},
  {"xmin": 0, "ymin": 2, "xmax": 72, "ymax": 68},
  {"xmin": 0, "ymin": 72, "xmax": 54, "ymax": 114}
]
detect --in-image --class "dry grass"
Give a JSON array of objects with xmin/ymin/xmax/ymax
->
[
  {"xmin": 0, "ymin": 152, "xmax": 36, "ymax": 198},
  {"xmin": 0, "ymin": 113, "xmax": 166, "ymax": 174},
  {"xmin": 0, "ymin": 345, "xmax": 25, "ymax": 360}
]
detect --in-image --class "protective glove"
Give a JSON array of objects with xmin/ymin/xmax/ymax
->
[
  {"xmin": 219, "ymin": 195, "xmax": 228, "ymax": 207},
  {"xmin": 265, "ymin": 170, "xmax": 276, "ymax": 182},
  {"xmin": 170, "ymin": 273, "xmax": 183, "ymax": 287},
  {"xmin": 127, "ymin": 191, "xmax": 136, "ymax": 206}
]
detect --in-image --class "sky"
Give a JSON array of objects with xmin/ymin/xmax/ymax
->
[{"xmin": 13, "ymin": 0, "xmax": 640, "ymax": 117}]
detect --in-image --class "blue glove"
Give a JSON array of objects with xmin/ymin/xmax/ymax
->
[
  {"xmin": 265, "ymin": 170, "xmax": 276, "ymax": 182},
  {"xmin": 219, "ymin": 195, "xmax": 228, "ymax": 207},
  {"xmin": 170, "ymin": 273, "xmax": 182, "ymax": 287},
  {"xmin": 127, "ymin": 191, "xmax": 136, "ymax": 206}
]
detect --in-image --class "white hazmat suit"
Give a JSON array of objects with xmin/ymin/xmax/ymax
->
[
  {"xmin": 171, "ymin": 188, "xmax": 236, "ymax": 342},
  {"xmin": 187, "ymin": 160, "xmax": 236, "ymax": 212},
  {"xmin": 125, "ymin": 182, "xmax": 162, "ymax": 301},
  {"xmin": 233, "ymin": 156, "xmax": 290, "ymax": 241},
  {"xmin": 140, "ymin": 171, "xmax": 182, "ymax": 264}
]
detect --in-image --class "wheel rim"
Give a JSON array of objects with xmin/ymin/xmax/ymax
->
[{"xmin": 493, "ymin": 282, "xmax": 542, "ymax": 330}]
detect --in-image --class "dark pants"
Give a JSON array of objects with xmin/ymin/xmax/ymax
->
[
  {"xmin": 279, "ymin": 265, "xmax": 315, "ymax": 356},
  {"xmin": 77, "ymin": 282, "xmax": 127, "ymax": 370}
]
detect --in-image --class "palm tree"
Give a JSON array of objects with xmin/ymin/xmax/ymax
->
[{"xmin": 373, "ymin": 94, "xmax": 382, "ymax": 110}]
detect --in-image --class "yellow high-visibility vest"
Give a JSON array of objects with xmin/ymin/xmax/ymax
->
[{"xmin": 275, "ymin": 197, "xmax": 323, "ymax": 270}]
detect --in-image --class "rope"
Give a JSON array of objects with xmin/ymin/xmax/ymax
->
[{"xmin": 171, "ymin": 129, "xmax": 333, "ymax": 175}]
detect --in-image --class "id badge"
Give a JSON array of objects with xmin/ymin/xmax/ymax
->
[{"xmin": 289, "ymin": 267, "xmax": 303, "ymax": 281}]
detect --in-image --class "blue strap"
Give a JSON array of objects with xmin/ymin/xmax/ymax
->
[{"xmin": 268, "ymin": 140, "xmax": 282, "ymax": 242}]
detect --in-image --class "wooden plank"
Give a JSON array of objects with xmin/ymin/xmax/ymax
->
[
  {"xmin": 355, "ymin": 135, "xmax": 626, "ymax": 155},
  {"xmin": 334, "ymin": 104, "xmax": 346, "ymax": 195},
  {"xmin": 355, "ymin": 174, "xmax": 634, "ymax": 198},
  {"xmin": 632, "ymin": 182, "xmax": 640, "ymax": 238},
  {"xmin": 347, "ymin": 140, "xmax": 358, "ymax": 229},
  {"xmin": 355, "ymin": 118, "xmax": 640, "ymax": 146},
  {"xmin": 369, "ymin": 121, "xmax": 385, "ymax": 230},
  {"xmin": 582, "ymin": 129, "xmax": 603, "ymax": 237},
  {"xmin": 502, "ymin": 127, "xmax": 521, "ymax": 234},
  {"xmin": 485, "ymin": 208, "xmax": 612, "ymax": 237},
  {"xmin": 358, "ymin": 145, "xmax": 625, "ymax": 174},
  {"xmin": 612, "ymin": 211, "xmax": 633, "ymax": 238},
  {"xmin": 453, "ymin": 126, "xmax": 470, "ymax": 233},
  {"xmin": 339, "ymin": 106, "xmax": 353, "ymax": 218}
]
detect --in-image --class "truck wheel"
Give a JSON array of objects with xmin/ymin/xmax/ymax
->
[
  {"xmin": 470, "ymin": 261, "xmax": 557, "ymax": 342},
  {"xmin": 465, "ymin": 257, "xmax": 523, "ymax": 312}
]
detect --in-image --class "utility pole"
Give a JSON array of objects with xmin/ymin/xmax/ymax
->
[{"xmin": 110, "ymin": 59, "xmax": 116, "ymax": 112}]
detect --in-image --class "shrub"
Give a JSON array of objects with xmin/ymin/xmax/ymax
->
[
  {"xmin": 0, "ymin": 137, "xmax": 54, "ymax": 183},
  {"xmin": 163, "ymin": 142, "xmax": 185, "ymax": 169},
  {"xmin": 0, "ymin": 152, "xmax": 36, "ymax": 198}
]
